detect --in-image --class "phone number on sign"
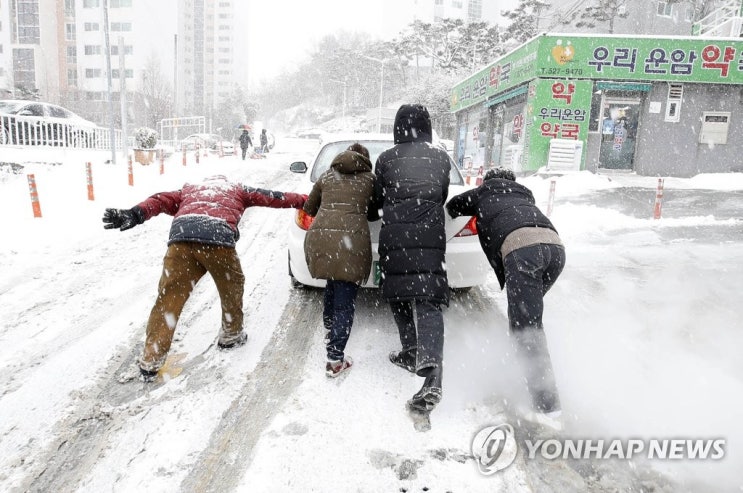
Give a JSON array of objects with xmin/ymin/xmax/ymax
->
[{"xmin": 540, "ymin": 67, "xmax": 584, "ymax": 76}]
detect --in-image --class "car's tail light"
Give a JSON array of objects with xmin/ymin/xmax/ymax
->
[
  {"xmin": 454, "ymin": 216, "xmax": 478, "ymax": 237},
  {"xmin": 295, "ymin": 209, "xmax": 315, "ymax": 230}
]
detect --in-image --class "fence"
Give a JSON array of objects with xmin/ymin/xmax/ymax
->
[{"xmin": 0, "ymin": 114, "xmax": 125, "ymax": 150}]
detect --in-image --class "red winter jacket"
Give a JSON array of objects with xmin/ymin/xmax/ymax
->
[{"xmin": 136, "ymin": 175, "xmax": 306, "ymax": 247}]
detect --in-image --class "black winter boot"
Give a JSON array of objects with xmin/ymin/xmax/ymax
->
[
  {"xmin": 389, "ymin": 348, "xmax": 417, "ymax": 373},
  {"xmin": 407, "ymin": 365, "xmax": 442, "ymax": 412}
]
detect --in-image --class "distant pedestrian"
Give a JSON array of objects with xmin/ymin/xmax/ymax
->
[
  {"xmin": 446, "ymin": 167, "xmax": 565, "ymax": 426},
  {"xmin": 303, "ymin": 143, "xmax": 377, "ymax": 377},
  {"xmin": 372, "ymin": 104, "xmax": 450, "ymax": 417},
  {"xmin": 102, "ymin": 175, "xmax": 307, "ymax": 382},
  {"xmin": 260, "ymin": 128, "xmax": 269, "ymax": 153},
  {"xmin": 239, "ymin": 129, "xmax": 253, "ymax": 160}
]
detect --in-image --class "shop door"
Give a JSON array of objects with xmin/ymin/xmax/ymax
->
[{"xmin": 598, "ymin": 98, "xmax": 640, "ymax": 170}]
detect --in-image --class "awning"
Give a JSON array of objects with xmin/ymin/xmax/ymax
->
[
  {"xmin": 596, "ymin": 81, "xmax": 652, "ymax": 92},
  {"xmin": 483, "ymin": 85, "xmax": 529, "ymax": 108}
]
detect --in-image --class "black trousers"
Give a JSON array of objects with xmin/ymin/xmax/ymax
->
[
  {"xmin": 389, "ymin": 300, "xmax": 444, "ymax": 376},
  {"xmin": 504, "ymin": 243, "xmax": 565, "ymax": 413}
]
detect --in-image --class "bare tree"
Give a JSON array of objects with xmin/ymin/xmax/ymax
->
[
  {"xmin": 137, "ymin": 54, "xmax": 173, "ymax": 129},
  {"xmin": 562, "ymin": 0, "xmax": 629, "ymax": 33}
]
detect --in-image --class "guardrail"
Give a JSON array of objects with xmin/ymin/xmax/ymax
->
[{"xmin": 0, "ymin": 114, "xmax": 125, "ymax": 150}]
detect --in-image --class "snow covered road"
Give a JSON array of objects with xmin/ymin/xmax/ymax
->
[{"xmin": 1, "ymin": 144, "xmax": 741, "ymax": 492}]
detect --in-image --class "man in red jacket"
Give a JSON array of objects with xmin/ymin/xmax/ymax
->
[{"xmin": 103, "ymin": 175, "xmax": 307, "ymax": 381}]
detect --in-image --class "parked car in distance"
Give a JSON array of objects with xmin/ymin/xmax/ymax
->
[
  {"xmin": 180, "ymin": 133, "xmax": 235, "ymax": 155},
  {"xmin": 0, "ymin": 99, "xmax": 97, "ymax": 147},
  {"xmin": 179, "ymin": 133, "xmax": 215, "ymax": 151},
  {"xmin": 287, "ymin": 133, "xmax": 490, "ymax": 291},
  {"xmin": 212, "ymin": 139, "xmax": 235, "ymax": 156}
]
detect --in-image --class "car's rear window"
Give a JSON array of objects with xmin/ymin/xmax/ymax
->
[{"xmin": 310, "ymin": 140, "xmax": 463, "ymax": 185}]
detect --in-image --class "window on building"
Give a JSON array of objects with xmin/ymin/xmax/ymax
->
[
  {"xmin": 684, "ymin": 5, "xmax": 694, "ymax": 22},
  {"xmin": 13, "ymin": 48, "xmax": 36, "ymax": 88},
  {"xmin": 218, "ymin": 47, "xmax": 230, "ymax": 53},
  {"xmin": 111, "ymin": 45, "xmax": 134, "ymax": 55},
  {"xmin": 0, "ymin": 45, "xmax": 3, "ymax": 54},
  {"xmin": 16, "ymin": 0, "xmax": 41, "ymax": 44},
  {"xmin": 64, "ymin": 0, "xmax": 75, "ymax": 15},
  {"xmin": 110, "ymin": 22, "xmax": 132, "ymax": 32},
  {"xmin": 67, "ymin": 46, "xmax": 77, "ymax": 64},
  {"xmin": 84, "ymin": 23, "xmax": 99, "ymax": 31},
  {"xmin": 452, "ymin": 0, "xmax": 463, "ymax": 8},
  {"xmin": 84, "ymin": 45, "xmax": 101, "ymax": 55},
  {"xmin": 435, "ymin": 0, "xmax": 443, "ymax": 5},
  {"xmin": 110, "ymin": 0, "xmax": 132, "ymax": 7},
  {"xmin": 83, "ymin": 0, "xmax": 100, "ymax": 7},
  {"xmin": 85, "ymin": 68, "xmax": 102, "ymax": 78},
  {"xmin": 657, "ymin": 1, "xmax": 672, "ymax": 17},
  {"xmin": 65, "ymin": 23, "xmax": 76, "ymax": 41},
  {"xmin": 69, "ymin": 68, "xmax": 79, "ymax": 86},
  {"xmin": 111, "ymin": 69, "xmax": 133, "ymax": 78}
]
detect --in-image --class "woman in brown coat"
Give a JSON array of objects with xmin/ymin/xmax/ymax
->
[{"xmin": 303, "ymin": 143, "xmax": 376, "ymax": 377}]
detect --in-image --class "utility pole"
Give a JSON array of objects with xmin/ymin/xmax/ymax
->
[
  {"xmin": 102, "ymin": 0, "xmax": 116, "ymax": 164},
  {"xmin": 119, "ymin": 36, "xmax": 128, "ymax": 161}
]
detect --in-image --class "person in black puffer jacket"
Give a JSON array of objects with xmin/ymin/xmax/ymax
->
[
  {"xmin": 447, "ymin": 167, "xmax": 565, "ymax": 422},
  {"xmin": 372, "ymin": 104, "xmax": 450, "ymax": 417}
]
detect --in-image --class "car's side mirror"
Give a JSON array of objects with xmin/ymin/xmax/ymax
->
[{"xmin": 289, "ymin": 162, "xmax": 308, "ymax": 173}]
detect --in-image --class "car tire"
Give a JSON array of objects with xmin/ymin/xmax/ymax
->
[{"xmin": 288, "ymin": 252, "xmax": 306, "ymax": 289}]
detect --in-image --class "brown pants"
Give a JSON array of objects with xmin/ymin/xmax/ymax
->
[{"xmin": 140, "ymin": 242, "xmax": 245, "ymax": 372}]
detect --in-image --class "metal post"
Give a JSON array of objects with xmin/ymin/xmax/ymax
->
[
  {"xmin": 119, "ymin": 36, "xmax": 128, "ymax": 161},
  {"xmin": 102, "ymin": 0, "xmax": 116, "ymax": 164}
]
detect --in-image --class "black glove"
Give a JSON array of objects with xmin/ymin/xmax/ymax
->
[{"xmin": 102, "ymin": 206, "xmax": 145, "ymax": 231}]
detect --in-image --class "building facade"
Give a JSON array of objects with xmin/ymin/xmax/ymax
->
[
  {"xmin": 175, "ymin": 0, "xmax": 234, "ymax": 122},
  {"xmin": 451, "ymin": 33, "xmax": 743, "ymax": 177}
]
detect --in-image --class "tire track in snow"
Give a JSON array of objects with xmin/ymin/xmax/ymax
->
[
  {"xmin": 20, "ymin": 199, "xmax": 286, "ymax": 493},
  {"xmin": 180, "ymin": 287, "xmax": 322, "ymax": 493}
]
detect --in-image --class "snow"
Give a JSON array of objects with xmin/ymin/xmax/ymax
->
[{"xmin": 1, "ymin": 141, "xmax": 741, "ymax": 492}]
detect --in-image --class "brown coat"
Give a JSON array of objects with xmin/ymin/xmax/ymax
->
[{"xmin": 303, "ymin": 150, "xmax": 375, "ymax": 284}]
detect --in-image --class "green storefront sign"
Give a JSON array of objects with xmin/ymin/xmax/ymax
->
[
  {"xmin": 452, "ymin": 34, "xmax": 743, "ymax": 113},
  {"xmin": 525, "ymin": 78, "xmax": 594, "ymax": 171}
]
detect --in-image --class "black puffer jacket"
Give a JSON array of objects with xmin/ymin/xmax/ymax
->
[
  {"xmin": 446, "ymin": 177, "xmax": 558, "ymax": 288},
  {"xmin": 373, "ymin": 104, "xmax": 450, "ymax": 305}
]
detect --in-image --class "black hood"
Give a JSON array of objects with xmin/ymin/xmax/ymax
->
[{"xmin": 393, "ymin": 104, "xmax": 432, "ymax": 144}]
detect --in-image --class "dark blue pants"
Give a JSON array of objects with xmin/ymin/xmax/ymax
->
[
  {"xmin": 323, "ymin": 280, "xmax": 359, "ymax": 362},
  {"xmin": 503, "ymin": 243, "xmax": 565, "ymax": 413},
  {"xmin": 390, "ymin": 300, "xmax": 444, "ymax": 376}
]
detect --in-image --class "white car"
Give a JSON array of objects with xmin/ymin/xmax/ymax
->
[
  {"xmin": 287, "ymin": 134, "xmax": 490, "ymax": 291},
  {"xmin": 0, "ymin": 99, "xmax": 97, "ymax": 147}
]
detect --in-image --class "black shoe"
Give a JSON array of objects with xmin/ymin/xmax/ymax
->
[
  {"xmin": 389, "ymin": 348, "xmax": 416, "ymax": 373},
  {"xmin": 218, "ymin": 331, "xmax": 247, "ymax": 349},
  {"xmin": 408, "ymin": 366, "xmax": 443, "ymax": 411},
  {"xmin": 139, "ymin": 367, "xmax": 158, "ymax": 383}
]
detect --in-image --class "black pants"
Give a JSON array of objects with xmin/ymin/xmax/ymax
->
[
  {"xmin": 389, "ymin": 300, "xmax": 444, "ymax": 376},
  {"xmin": 503, "ymin": 243, "xmax": 565, "ymax": 413},
  {"xmin": 241, "ymin": 147, "xmax": 248, "ymax": 160},
  {"xmin": 323, "ymin": 280, "xmax": 359, "ymax": 361}
]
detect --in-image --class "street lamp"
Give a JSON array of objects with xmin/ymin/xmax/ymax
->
[{"xmin": 360, "ymin": 55, "xmax": 389, "ymax": 133}]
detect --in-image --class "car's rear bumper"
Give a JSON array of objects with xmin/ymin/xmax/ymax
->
[{"xmin": 288, "ymin": 229, "xmax": 490, "ymax": 289}]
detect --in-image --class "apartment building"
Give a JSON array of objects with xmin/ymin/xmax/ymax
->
[
  {"xmin": 176, "ymin": 0, "xmax": 234, "ymax": 121},
  {"xmin": 0, "ymin": 0, "xmax": 232, "ymax": 127}
]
